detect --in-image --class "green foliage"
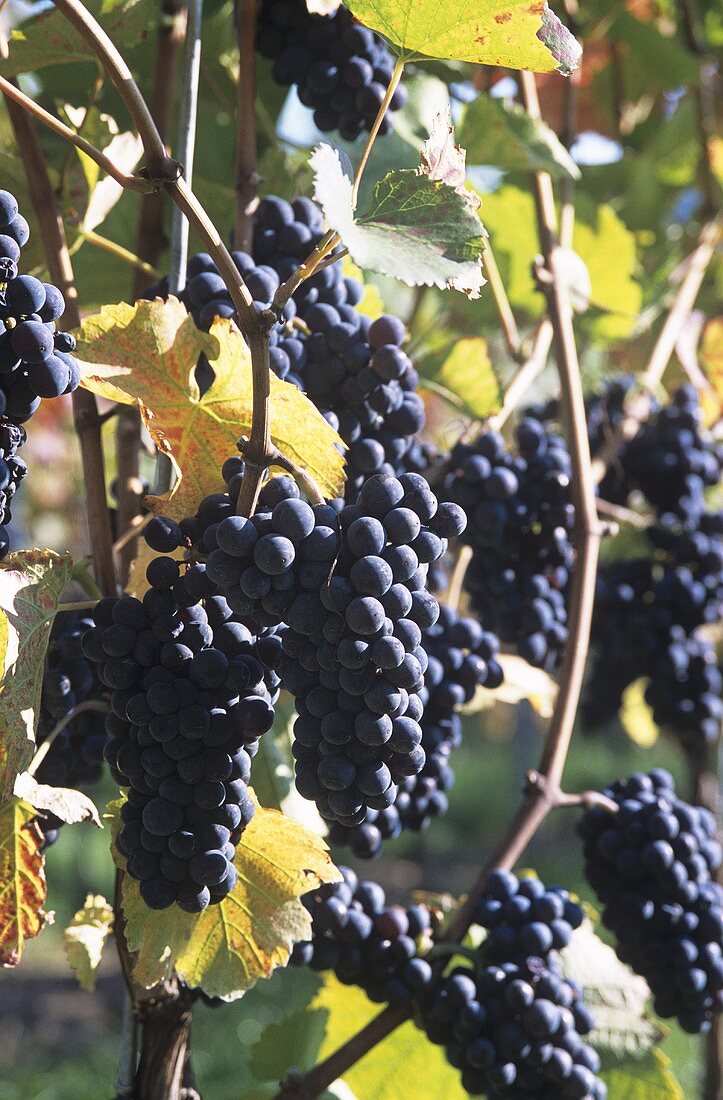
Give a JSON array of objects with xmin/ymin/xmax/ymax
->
[{"xmin": 459, "ymin": 94, "xmax": 580, "ymax": 179}]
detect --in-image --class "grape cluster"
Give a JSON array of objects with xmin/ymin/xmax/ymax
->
[
  {"xmin": 257, "ymin": 0, "xmax": 407, "ymax": 141},
  {"xmin": 329, "ymin": 603, "xmax": 503, "ymax": 858},
  {"xmin": 473, "ymin": 871, "xmax": 584, "ymax": 963},
  {"xmin": 578, "ymin": 770, "xmax": 723, "ymax": 1032},
  {"xmin": 283, "ymin": 473, "xmax": 465, "ymax": 830},
  {"xmin": 0, "ymin": 189, "xmax": 81, "ymax": 555},
  {"xmin": 421, "ymin": 958, "xmax": 605, "ymax": 1099},
  {"xmin": 583, "ymin": 386, "xmax": 722, "ymax": 750},
  {"xmin": 32, "ymin": 612, "xmax": 108, "ymax": 847},
  {"xmin": 290, "ymin": 865, "xmax": 435, "ymax": 1004},
  {"xmin": 442, "ymin": 419, "xmax": 573, "ymax": 670},
  {"xmin": 81, "ymin": 563, "xmax": 282, "ymax": 912},
  {"xmin": 0, "ymin": 420, "xmax": 27, "ymax": 557}
]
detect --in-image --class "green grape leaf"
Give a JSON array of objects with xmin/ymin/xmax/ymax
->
[
  {"xmin": 63, "ymin": 894, "xmax": 114, "ymax": 991},
  {"xmin": 311, "ymin": 119, "xmax": 486, "ymax": 297},
  {"xmin": 620, "ymin": 679, "xmax": 659, "ymax": 748},
  {"xmin": 600, "ymin": 1049, "xmax": 684, "ymax": 1100},
  {"xmin": 459, "ymin": 94, "xmax": 580, "ymax": 179},
  {"xmin": 561, "ymin": 920, "xmax": 663, "ymax": 1060},
  {"xmin": 113, "ymin": 796, "xmax": 340, "ymax": 1000},
  {"xmin": 0, "ymin": 550, "xmax": 74, "ymax": 801},
  {"xmin": 3, "ymin": 0, "xmax": 158, "ymax": 77},
  {"xmin": 345, "ymin": 0, "xmax": 581, "ymax": 74},
  {"xmin": 251, "ymin": 973, "xmax": 467, "ymax": 1098},
  {"xmin": 251, "ymin": 698, "xmax": 327, "ymax": 835},
  {"xmin": 434, "ymin": 338, "xmax": 502, "ymax": 419}
]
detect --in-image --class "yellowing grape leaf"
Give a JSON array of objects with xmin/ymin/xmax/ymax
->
[
  {"xmin": 0, "ymin": 550, "xmax": 74, "ymax": 801},
  {"xmin": 435, "ymin": 338, "xmax": 502, "ymax": 420},
  {"xmin": 74, "ymin": 300, "xmax": 346, "ymax": 521},
  {"xmin": 64, "ymin": 894, "xmax": 114, "ymax": 991},
  {"xmin": 700, "ymin": 316, "xmax": 723, "ymax": 405},
  {"xmin": 346, "ymin": 0, "xmax": 581, "ymax": 74},
  {"xmin": 621, "ymin": 679, "xmax": 658, "ymax": 748},
  {"xmin": 0, "ymin": 799, "xmax": 48, "ymax": 967},
  {"xmin": 601, "ymin": 1049, "xmax": 684, "ymax": 1100},
  {"xmin": 115, "ymin": 796, "xmax": 340, "ymax": 1000}
]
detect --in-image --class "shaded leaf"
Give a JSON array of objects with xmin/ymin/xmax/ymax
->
[
  {"xmin": 561, "ymin": 920, "xmax": 663, "ymax": 1059},
  {"xmin": 0, "ymin": 800, "xmax": 48, "ymax": 967},
  {"xmin": 115, "ymin": 796, "xmax": 340, "ymax": 999},
  {"xmin": 4, "ymin": 0, "xmax": 158, "ymax": 77},
  {"xmin": 74, "ymin": 300, "xmax": 346, "ymax": 520},
  {"xmin": 13, "ymin": 771, "xmax": 102, "ymax": 829},
  {"xmin": 64, "ymin": 894, "xmax": 114, "ymax": 991},
  {"xmin": 311, "ymin": 144, "xmax": 486, "ymax": 298},
  {"xmin": 0, "ymin": 550, "xmax": 74, "ymax": 801},
  {"xmin": 252, "ymin": 698, "xmax": 327, "ymax": 834},
  {"xmin": 459, "ymin": 94, "xmax": 580, "ymax": 179},
  {"xmin": 346, "ymin": 0, "xmax": 581, "ymax": 74},
  {"xmin": 600, "ymin": 1049, "xmax": 684, "ymax": 1100},
  {"xmin": 434, "ymin": 337, "xmax": 502, "ymax": 420},
  {"xmin": 620, "ymin": 679, "xmax": 658, "ymax": 748}
]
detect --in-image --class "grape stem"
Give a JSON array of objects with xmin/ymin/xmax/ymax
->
[
  {"xmin": 350, "ymin": 57, "xmax": 405, "ymax": 210},
  {"xmin": 233, "ymin": 0, "xmax": 260, "ymax": 250},
  {"xmin": 26, "ymin": 701, "xmax": 110, "ymax": 776},
  {"xmin": 2, "ymin": 84, "xmax": 118, "ymax": 599},
  {"xmin": 487, "ymin": 318, "xmax": 554, "ymax": 432},
  {"xmin": 482, "ymin": 243, "xmax": 522, "ymax": 361}
]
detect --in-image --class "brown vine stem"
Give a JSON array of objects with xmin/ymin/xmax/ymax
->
[
  {"xmin": 233, "ymin": 0, "xmax": 260, "ymax": 250},
  {"xmin": 590, "ymin": 215, "xmax": 721, "ymax": 486},
  {"xmin": 0, "ymin": 76, "xmax": 155, "ymax": 193},
  {"xmin": 274, "ymin": 70, "xmax": 603, "ymax": 1100},
  {"xmin": 2, "ymin": 87, "xmax": 118, "ymax": 598},
  {"xmin": 679, "ymin": 0, "xmax": 720, "ymax": 216},
  {"xmin": 482, "ymin": 243, "xmax": 521, "ymax": 360}
]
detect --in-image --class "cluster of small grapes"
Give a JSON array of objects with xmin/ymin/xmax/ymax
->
[
  {"xmin": 33, "ymin": 612, "xmax": 108, "ymax": 846},
  {"xmin": 585, "ymin": 386, "xmax": 722, "ymax": 750},
  {"xmin": 422, "ymin": 957, "xmax": 605, "ymax": 1099},
  {"xmin": 80, "ymin": 558, "xmax": 282, "ymax": 912},
  {"xmin": 290, "ymin": 865, "xmax": 435, "ymax": 1004},
  {"xmin": 0, "ymin": 189, "xmax": 81, "ymax": 555},
  {"xmin": 329, "ymin": 603, "xmax": 503, "ymax": 858},
  {"xmin": 442, "ymin": 418, "xmax": 573, "ymax": 670},
  {"xmin": 473, "ymin": 871, "xmax": 584, "ymax": 962},
  {"xmin": 579, "ymin": 770, "xmax": 723, "ymax": 1033},
  {"xmin": 0, "ymin": 419, "xmax": 27, "ymax": 557},
  {"xmin": 257, "ymin": 0, "xmax": 407, "ymax": 141}
]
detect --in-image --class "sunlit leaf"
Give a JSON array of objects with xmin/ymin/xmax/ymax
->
[
  {"xmin": 620, "ymin": 679, "xmax": 658, "ymax": 748},
  {"xmin": 311, "ymin": 140, "xmax": 486, "ymax": 298},
  {"xmin": 346, "ymin": 0, "xmax": 581, "ymax": 74},
  {"xmin": 115, "ymin": 796, "xmax": 340, "ymax": 1000},
  {"xmin": 64, "ymin": 894, "xmax": 114, "ymax": 991},
  {"xmin": 74, "ymin": 299, "xmax": 346, "ymax": 521},
  {"xmin": 435, "ymin": 337, "xmax": 502, "ymax": 420},
  {"xmin": 700, "ymin": 316, "xmax": 723, "ymax": 405},
  {"xmin": 0, "ymin": 800, "xmax": 48, "ymax": 967},
  {"xmin": 600, "ymin": 1049, "xmax": 684, "ymax": 1100},
  {"xmin": 0, "ymin": 550, "xmax": 74, "ymax": 801},
  {"xmin": 13, "ymin": 771, "xmax": 102, "ymax": 829}
]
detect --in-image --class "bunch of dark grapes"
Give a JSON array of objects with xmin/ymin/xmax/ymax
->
[
  {"xmin": 583, "ymin": 386, "xmax": 722, "ymax": 750},
  {"xmin": 473, "ymin": 871, "xmax": 584, "ymax": 962},
  {"xmin": 329, "ymin": 603, "xmax": 503, "ymax": 858},
  {"xmin": 578, "ymin": 770, "xmax": 723, "ymax": 1032},
  {"xmin": 0, "ymin": 188, "xmax": 81, "ymax": 555},
  {"xmin": 0, "ymin": 420, "xmax": 27, "ymax": 557},
  {"xmin": 442, "ymin": 419, "xmax": 573, "ymax": 670},
  {"xmin": 290, "ymin": 865, "xmax": 435, "ymax": 1004},
  {"xmin": 421, "ymin": 957, "xmax": 605, "ymax": 1099},
  {"xmin": 81, "ymin": 560, "xmax": 282, "ymax": 912},
  {"xmin": 257, "ymin": 0, "xmax": 407, "ymax": 141},
  {"xmin": 31, "ymin": 612, "xmax": 108, "ymax": 847}
]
